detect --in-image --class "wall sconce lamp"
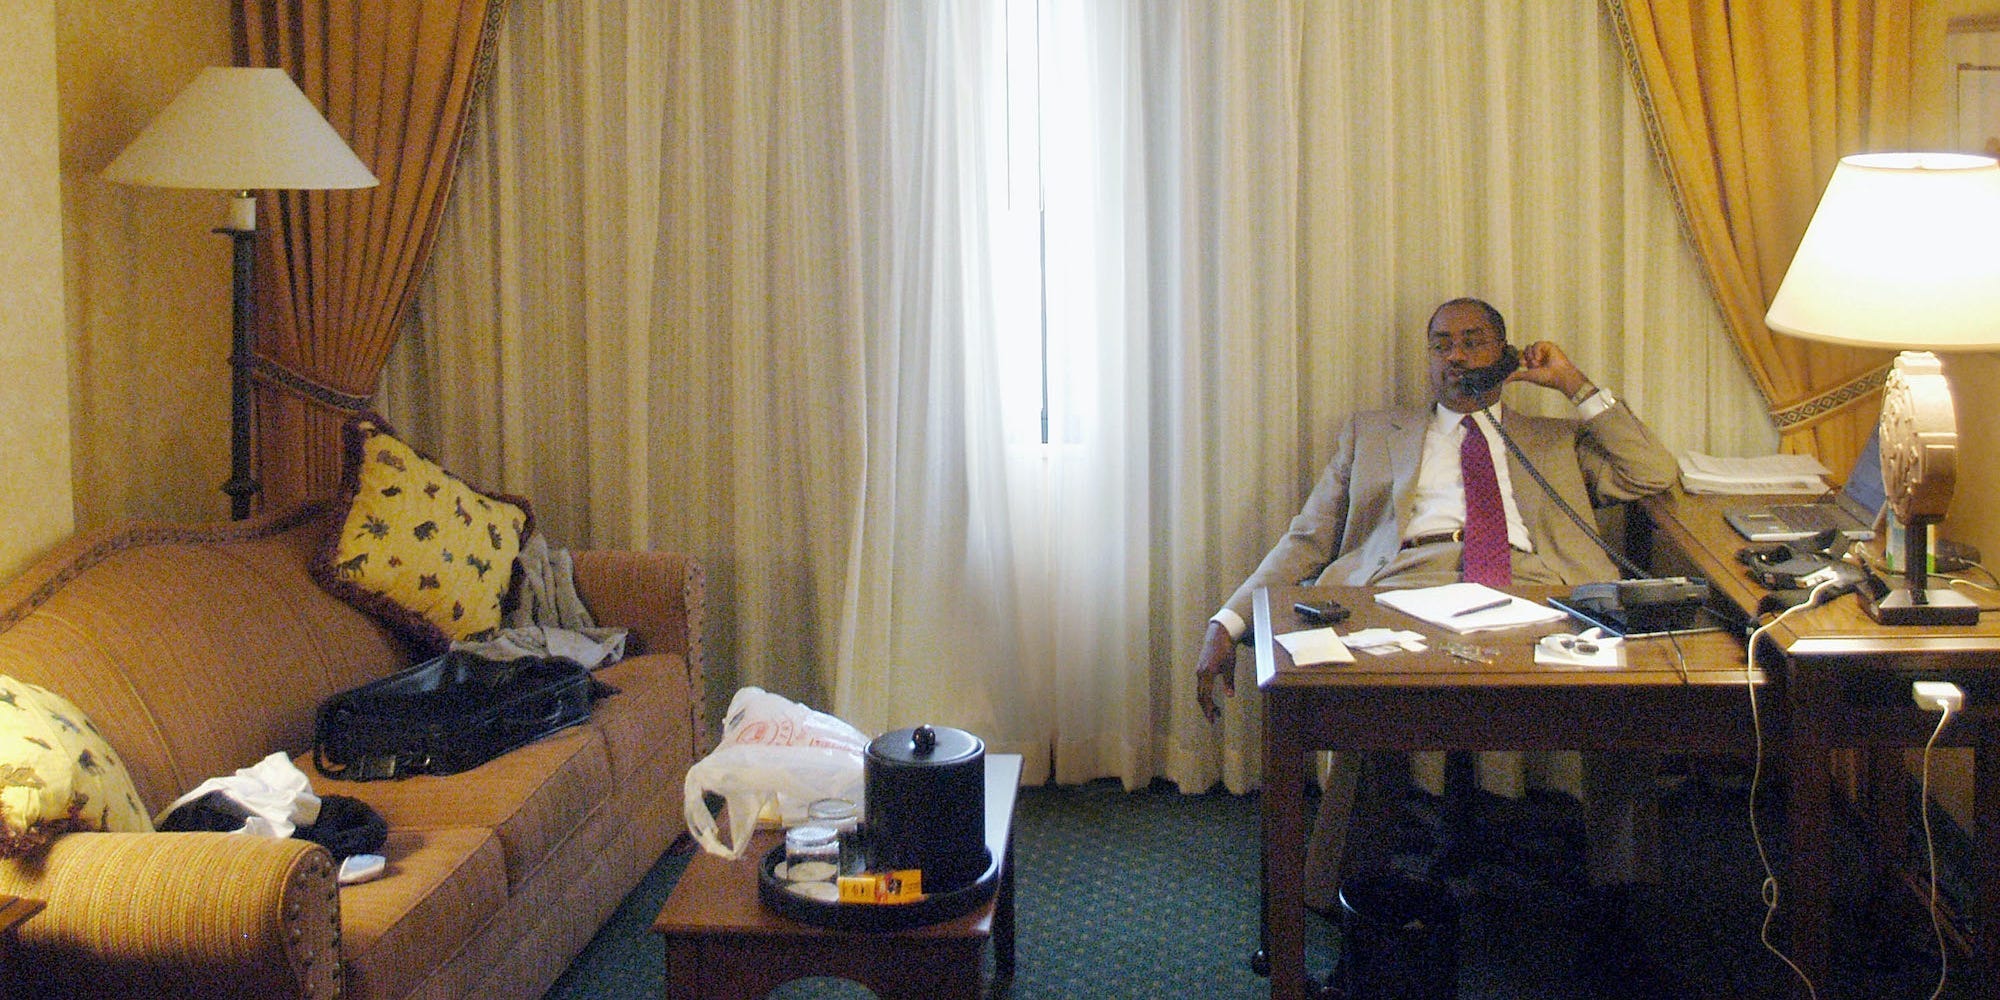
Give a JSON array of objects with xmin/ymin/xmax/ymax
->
[
  {"xmin": 1766, "ymin": 152, "xmax": 2000, "ymax": 625},
  {"xmin": 103, "ymin": 67, "xmax": 377, "ymax": 520}
]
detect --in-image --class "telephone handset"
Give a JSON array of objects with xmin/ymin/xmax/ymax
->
[{"xmin": 1458, "ymin": 343, "xmax": 1521, "ymax": 395}]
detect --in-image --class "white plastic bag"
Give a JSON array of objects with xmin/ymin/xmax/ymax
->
[{"xmin": 683, "ymin": 687, "xmax": 869, "ymax": 859}]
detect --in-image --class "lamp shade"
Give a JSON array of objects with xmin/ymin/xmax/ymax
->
[
  {"xmin": 1765, "ymin": 152, "xmax": 2000, "ymax": 351},
  {"xmin": 102, "ymin": 67, "xmax": 377, "ymax": 192}
]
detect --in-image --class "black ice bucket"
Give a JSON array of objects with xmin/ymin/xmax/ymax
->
[{"xmin": 1330, "ymin": 874, "xmax": 1459, "ymax": 1000}]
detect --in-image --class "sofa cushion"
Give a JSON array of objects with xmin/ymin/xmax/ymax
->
[
  {"xmin": 0, "ymin": 675, "xmax": 153, "ymax": 857},
  {"xmin": 587, "ymin": 653, "xmax": 695, "ymax": 782},
  {"xmin": 301, "ymin": 721, "xmax": 612, "ymax": 891},
  {"xmin": 338, "ymin": 826, "xmax": 508, "ymax": 999},
  {"xmin": 314, "ymin": 414, "xmax": 532, "ymax": 655}
]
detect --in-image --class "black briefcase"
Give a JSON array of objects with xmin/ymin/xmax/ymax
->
[{"xmin": 313, "ymin": 651, "xmax": 594, "ymax": 781}]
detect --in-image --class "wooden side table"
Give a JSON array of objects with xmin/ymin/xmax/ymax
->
[
  {"xmin": 0, "ymin": 896, "xmax": 39, "ymax": 934},
  {"xmin": 653, "ymin": 754, "xmax": 1022, "ymax": 1000},
  {"xmin": 1641, "ymin": 487, "xmax": 2000, "ymax": 1000},
  {"xmin": 0, "ymin": 894, "xmax": 44, "ymax": 998}
]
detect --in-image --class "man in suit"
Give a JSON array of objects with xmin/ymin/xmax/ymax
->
[{"xmin": 1194, "ymin": 297, "xmax": 1679, "ymax": 982}]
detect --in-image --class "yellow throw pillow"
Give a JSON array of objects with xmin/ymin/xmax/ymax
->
[
  {"xmin": 314, "ymin": 415, "xmax": 532, "ymax": 654},
  {"xmin": 0, "ymin": 675, "xmax": 154, "ymax": 858}
]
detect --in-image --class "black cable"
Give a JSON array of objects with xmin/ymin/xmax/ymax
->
[{"xmin": 1477, "ymin": 402, "xmax": 1652, "ymax": 579}]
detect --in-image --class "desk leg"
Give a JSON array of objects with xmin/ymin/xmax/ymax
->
[
  {"xmin": 1785, "ymin": 671, "xmax": 1832, "ymax": 1000},
  {"xmin": 661, "ymin": 936, "xmax": 713, "ymax": 1000},
  {"xmin": 1975, "ymin": 730, "xmax": 2000, "ymax": 1000},
  {"xmin": 1263, "ymin": 692, "xmax": 1309, "ymax": 1000}
]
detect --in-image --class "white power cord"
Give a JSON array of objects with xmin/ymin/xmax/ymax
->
[
  {"xmin": 1913, "ymin": 681, "xmax": 1963, "ymax": 1000},
  {"xmin": 1745, "ymin": 583, "xmax": 1968, "ymax": 1000},
  {"xmin": 1743, "ymin": 579, "xmax": 1845, "ymax": 1000}
]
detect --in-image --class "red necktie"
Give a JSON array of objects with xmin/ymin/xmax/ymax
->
[{"xmin": 1459, "ymin": 415, "xmax": 1511, "ymax": 586}]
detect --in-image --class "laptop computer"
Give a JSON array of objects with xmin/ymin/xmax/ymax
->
[{"xmin": 1724, "ymin": 432, "xmax": 1884, "ymax": 543}]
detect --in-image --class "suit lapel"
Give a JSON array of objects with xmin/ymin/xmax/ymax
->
[
  {"xmin": 1500, "ymin": 410, "xmax": 1553, "ymax": 528},
  {"xmin": 1388, "ymin": 407, "xmax": 1429, "ymax": 533}
]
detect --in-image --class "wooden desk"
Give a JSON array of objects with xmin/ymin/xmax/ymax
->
[
  {"xmin": 1642, "ymin": 487, "xmax": 2000, "ymax": 1000},
  {"xmin": 1255, "ymin": 584, "xmax": 1755, "ymax": 1000}
]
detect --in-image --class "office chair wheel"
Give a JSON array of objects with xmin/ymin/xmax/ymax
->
[{"xmin": 1248, "ymin": 948, "xmax": 1269, "ymax": 976}]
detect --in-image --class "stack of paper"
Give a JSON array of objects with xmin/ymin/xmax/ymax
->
[
  {"xmin": 1373, "ymin": 582, "xmax": 1566, "ymax": 634},
  {"xmin": 1678, "ymin": 453, "xmax": 1830, "ymax": 495}
]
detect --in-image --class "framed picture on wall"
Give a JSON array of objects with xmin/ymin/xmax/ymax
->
[{"xmin": 1948, "ymin": 20, "xmax": 2000, "ymax": 156}]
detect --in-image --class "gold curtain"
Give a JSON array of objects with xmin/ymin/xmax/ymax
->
[
  {"xmin": 1608, "ymin": 0, "xmax": 1914, "ymax": 473},
  {"xmin": 232, "ymin": 1, "xmax": 508, "ymax": 511}
]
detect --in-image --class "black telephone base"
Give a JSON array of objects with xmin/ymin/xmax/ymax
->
[{"xmin": 1569, "ymin": 577, "xmax": 1710, "ymax": 634}]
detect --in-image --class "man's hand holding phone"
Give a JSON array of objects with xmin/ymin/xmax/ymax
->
[{"xmin": 1512, "ymin": 340, "xmax": 1592, "ymax": 400}]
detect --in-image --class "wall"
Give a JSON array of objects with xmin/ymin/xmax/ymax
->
[
  {"xmin": 0, "ymin": 1, "xmax": 74, "ymax": 581},
  {"xmin": 58, "ymin": 0, "xmax": 235, "ymax": 531},
  {"xmin": 1917, "ymin": 2, "xmax": 2000, "ymax": 566}
]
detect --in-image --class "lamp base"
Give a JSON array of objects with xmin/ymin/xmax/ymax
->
[{"xmin": 1859, "ymin": 585, "xmax": 1980, "ymax": 627}]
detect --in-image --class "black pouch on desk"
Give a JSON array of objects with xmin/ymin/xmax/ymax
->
[
  {"xmin": 1736, "ymin": 541, "xmax": 1837, "ymax": 591},
  {"xmin": 313, "ymin": 650, "xmax": 594, "ymax": 781}
]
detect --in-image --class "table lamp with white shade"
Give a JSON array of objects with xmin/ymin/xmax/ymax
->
[
  {"xmin": 102, "ymin": 67, "xmax": 377, "ymax": 519},
  {"xmin": 1765, "ymin": 152, "xmax": 2000, "ymax": 625}
]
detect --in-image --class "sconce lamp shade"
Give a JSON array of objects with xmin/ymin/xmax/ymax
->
[
  {"xmin": 102, "ymin": 67, "xmax": 377, "ymax": 194},
  {"xmin": 1765, "ymin": 152, "xmax": 2000, "ymax": 352}
]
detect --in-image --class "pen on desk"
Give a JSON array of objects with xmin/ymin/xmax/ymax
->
[{"xmin": 1450, "ymin": 596, "xmax": 1512, "ymax": 618}]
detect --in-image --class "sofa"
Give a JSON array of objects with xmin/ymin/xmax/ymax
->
[{"xmin": 0, "ymin": 499, "xmax": 706, "ymax": 999}]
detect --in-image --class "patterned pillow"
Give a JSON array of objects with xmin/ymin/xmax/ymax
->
[
  {"xmin": 313, "ymin": 414, "xmax": 533, "ymax": 655},
  {"xmin": 0, "ymin": 675, "xmax": 154, "ymax": 858}
]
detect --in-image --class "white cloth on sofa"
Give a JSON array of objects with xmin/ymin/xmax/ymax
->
[{"xmin": 155, "ymin": 751, "xmax": 321, "ymax": 837}]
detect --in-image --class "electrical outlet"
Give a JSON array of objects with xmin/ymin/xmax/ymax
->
[{"xmin": 1912, "ymin": 681, "xmax": 1965, "ymax": 714}]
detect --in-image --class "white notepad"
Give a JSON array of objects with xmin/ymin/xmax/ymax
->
[{"xmin": 1373, "ymin": 582, "xmax": 1566, "ymax": 634}]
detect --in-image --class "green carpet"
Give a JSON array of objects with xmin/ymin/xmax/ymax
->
[{"xmin": 544, "ymin": 765, "xmax": 1978, "ymax": 999}]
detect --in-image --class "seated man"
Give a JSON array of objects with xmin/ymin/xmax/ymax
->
[{"xmin": 1193, "ymin": 297, "xmax": 1679, "ymax": 979}]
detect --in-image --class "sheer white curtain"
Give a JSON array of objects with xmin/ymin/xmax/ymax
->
[
  {"xmin": 383, "ymin": 0, "xmax": 1773, "ymax": 794},
  {"xmin": 831, "ymin": 0, "xmax": 1038, "ymax": 765}
]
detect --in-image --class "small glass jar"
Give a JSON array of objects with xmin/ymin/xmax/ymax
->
[
  {"xmin": 783, "ymin": 823, "xmax": 840, "ymax": 884},
  {"xmin": 807, "ymin": 797, "xmax": 863, "ymax": 874}
]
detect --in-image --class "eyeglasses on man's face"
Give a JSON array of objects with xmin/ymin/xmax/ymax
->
[{"xmin": 1427, "ymin": 333, "xmax": 1503, "ymax": 357}]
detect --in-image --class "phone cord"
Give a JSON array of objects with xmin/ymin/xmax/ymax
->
[{"xmin": 1479, "ymin": 403, "xmax": 1651, "ymax": 580}]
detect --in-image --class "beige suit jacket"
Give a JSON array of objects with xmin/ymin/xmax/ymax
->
[{"xmin": 1222, "ymin": 400, "xmax": 1677, "ymax": 625}]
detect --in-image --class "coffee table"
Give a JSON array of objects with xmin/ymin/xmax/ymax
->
[{"xmin": 653, "ymin": 753, "xmax": 1022, "ymax": 1000}]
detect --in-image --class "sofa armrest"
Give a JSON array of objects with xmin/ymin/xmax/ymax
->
[
  {"xmin": 0, "ymin": 832, "xmax": 340, "ymax": 999},
  {"xmin": 570, "ymin": 549, "xmax": 704, "ymax": 668},
  {"xmin": 572, "ymin": 549, "xmax": 707, "ymax": 747}
]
